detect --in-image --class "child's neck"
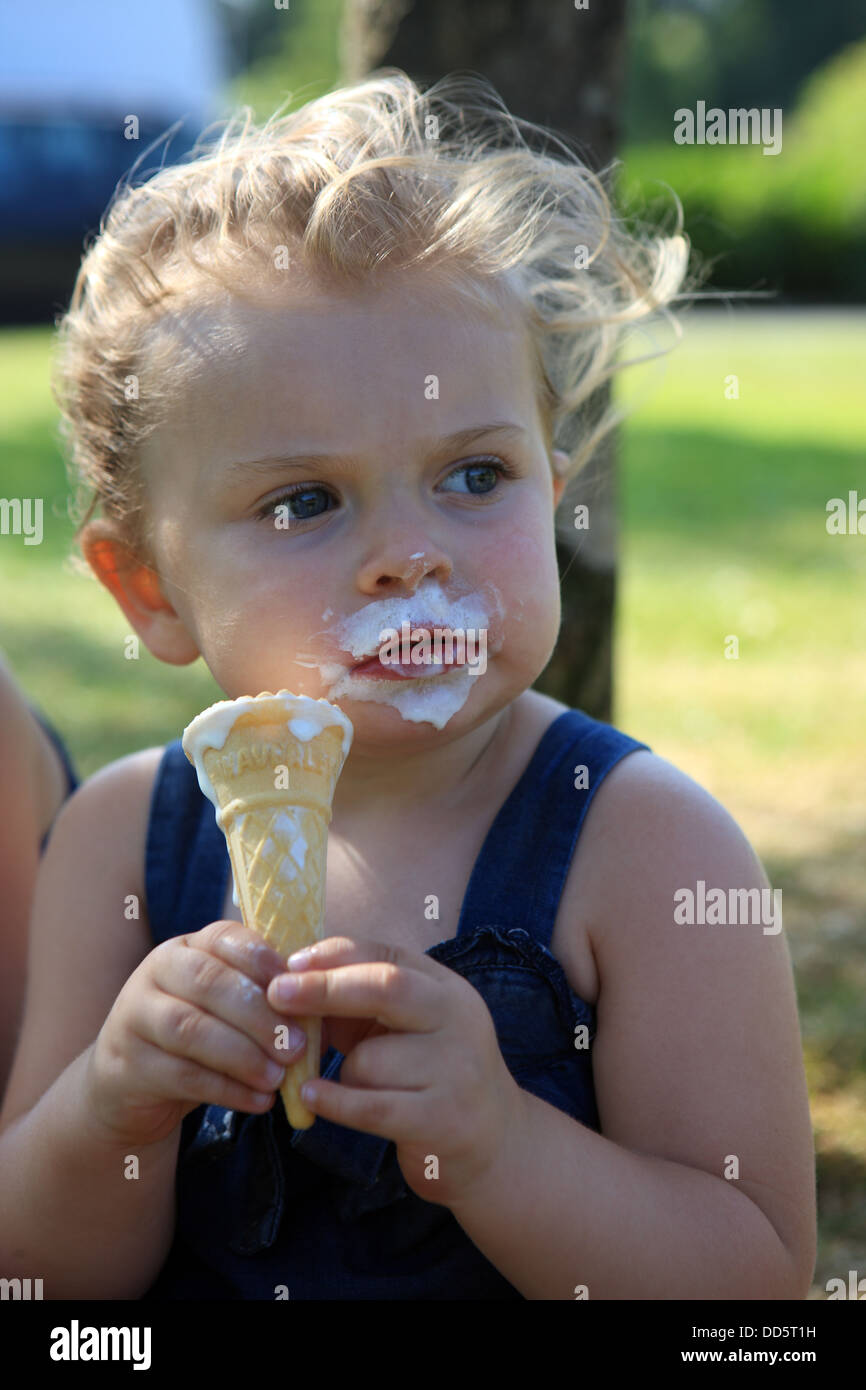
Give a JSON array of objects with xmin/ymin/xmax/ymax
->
[{"xmin": 328, "ymin": 700, "xmax": 515, "ymax": 832}]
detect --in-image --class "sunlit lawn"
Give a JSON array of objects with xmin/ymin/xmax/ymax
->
[
  {"xmin": 615, "ymin": 308, "xmax": 865, "ymax": 861},
  {"xmin": 1, "ymin": 308, "xmax": 863, "ymax": 1296}
]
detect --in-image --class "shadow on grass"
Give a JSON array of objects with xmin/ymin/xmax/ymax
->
[{"xmin": 620, "ymin": 426, "xmax": 863, "ymax": 566}]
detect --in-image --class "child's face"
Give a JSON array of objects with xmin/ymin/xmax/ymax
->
[{"xmin": 118, "ymin": 270, "xmax": 567, "ymax": 746}]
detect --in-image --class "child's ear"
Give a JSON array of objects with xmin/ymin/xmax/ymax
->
[
  {"xmin": 80, "ymin": 520, "xmax": 200, "ymax": 666},
  {"xmin": 551, "ymin": 449, "xmax": 570, "ymax": 508}
]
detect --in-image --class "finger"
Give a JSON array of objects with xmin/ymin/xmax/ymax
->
[
  {"xmin": 267, "ymin": 959, "xmax": 443, "ymax": 1033},
  {"xmin": 131, "ymin": 1036, "xmax": 281, "ymax": 1116},
  {"xmin": 285, "ymin": 935, "xmax": 447, "ymax": 981},
  {"xmin": 143, "ymin": 984, "xmax": 292, "ymax": 1098},
  {"xmin": 339, "ymin": 1032, "xmax": 434, "ymax": 1091},
  {"xmin": 192, "ymin": 920, "xmax": 296, "ymax": 988},
  {"xmin": 299, "ymin": 1075, "xmax": 427, "ymax": 1142},
  {"xmin": 152, "ymin": 939, "xmax": 306, "ymax": 1068}
]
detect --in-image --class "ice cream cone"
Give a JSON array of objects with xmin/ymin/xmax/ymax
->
[{"xmin": 182, "ymin": 692, "xmax": 353, "ymax": 1128}]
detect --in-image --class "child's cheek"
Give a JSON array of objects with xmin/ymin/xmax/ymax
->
[
  {"xmin": 475, "ymin": 524, "xmax": 560, "ymax": 661},
  {"xmin": 487, "ymin": 514, "xmax": 560, "ymax": 600}
]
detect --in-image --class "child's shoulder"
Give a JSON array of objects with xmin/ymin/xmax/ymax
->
[
  {"xmin": 551, "ymin": 721, "xmax": 759, "ymax": 995},
  {"xmin": 49, "ymin": 744, "xmax": 167, "ymax": 835},
  {"xmin": 584, "ymin": 741, "xmax": 753, "ymax": 856},
  {"xmin": 573, "ymin": 741, "xmax": 761, "ymax": 923},
  {"xmin": 45, "ymin": 745, "xmax": 168, "ymax": 894},
  {"xmin": 534, "ymin": 695, "xmax": 748, "ymax": 856},
  {"xmin": 562, "ymin": 738, "xmax": 777, "ymax": 1024}
]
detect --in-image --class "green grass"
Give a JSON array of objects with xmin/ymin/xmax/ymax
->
[
  {"xmin": 614, "ymin": 312, "xmax": 866, "ymax": 850},
  {"xmin": 1, "ymin": 309, "xmax": 864, "ymax": 1294}
]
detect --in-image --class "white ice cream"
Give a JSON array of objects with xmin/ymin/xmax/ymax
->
[
  {"xmin": 182, "ymin": 691, "xmax": 354, "ymax": 810},
  {"xmin": 324, "ymin": 663, "xmax": 480, "ymax": 729},
  {"xmin": 183, "ymin": 695, "xmax": 353, "ymax": 911},
  {"xmin": 295, "ymin": 576, "xmax": 505, "ymax": 730}
]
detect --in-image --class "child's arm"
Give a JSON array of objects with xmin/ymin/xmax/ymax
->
[
  {"xmin": 0, "ymin": 748, "xmax": 304, "ymax": 1299},
  {"xmin": 0, "ymin": 751, "xmax": 181, "ymax": 1298},
  {"xmin": 447, "ymin": 753, "xmax": 817, "ymax": 1300}
]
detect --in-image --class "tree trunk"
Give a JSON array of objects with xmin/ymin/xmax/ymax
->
[{"xmin": 340, "ymin": 0, "xmax": 628, "ymax": 720}]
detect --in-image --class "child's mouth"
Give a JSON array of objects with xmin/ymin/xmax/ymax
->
[
  {"xmin": 348, "ymin": 620, "xmax": 470, "ymax": 679},
  {"xmin": 349, "ymin": 654, "xmax": 464, "ymax": 680}
]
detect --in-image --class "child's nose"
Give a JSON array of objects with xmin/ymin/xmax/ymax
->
[{"xmin": 355, "ymin": 540, "xmax": 453, "ymax": 594}]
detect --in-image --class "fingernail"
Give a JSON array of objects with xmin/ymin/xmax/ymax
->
[
  {"xmin": 287, "ymin": 947, "xmax": 314, "ymax": 969},
  {"xmin": 287, "ymin": 1026, "xmax": 306, "ymax": 1052},
  {"xmin": 264, "ymin": 1060, "xmax": 286, "ymax": 1085}
]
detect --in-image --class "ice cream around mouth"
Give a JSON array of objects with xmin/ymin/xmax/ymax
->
[
  {"xmin": 296, "ymin": 577, "xmax": 505, "ymax": 730},
  {"xmin": 351, "ymin": 621, "xmax": 481, "ymax": 679}
]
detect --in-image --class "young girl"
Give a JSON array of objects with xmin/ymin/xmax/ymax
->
[{"xmin": 0, "ymin": 71, "xmax": 815, "ymax": 1300}]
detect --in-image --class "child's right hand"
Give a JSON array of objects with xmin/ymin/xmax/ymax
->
[{"xmin": 83, "ymin": 921, "xmax": 305, "ymax": 1147}]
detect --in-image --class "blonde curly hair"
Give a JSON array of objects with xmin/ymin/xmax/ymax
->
[{"xmin": 51, "ymin": 68, "xmax": 691, "ymax": 558}]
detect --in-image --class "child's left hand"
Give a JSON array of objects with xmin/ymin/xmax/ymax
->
[{"xmin": 266, "ymin": 936, "xmax": 524, "ymax": 1207}]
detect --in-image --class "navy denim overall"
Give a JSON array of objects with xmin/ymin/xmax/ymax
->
[{"xmin": 141, "ymin": 708, "xmax": 650, "ymax": 1299}]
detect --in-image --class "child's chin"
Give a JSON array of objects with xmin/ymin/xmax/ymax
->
[{"xmin": 323, "ymin": 664, "xmax": 483, "ymax": 734}]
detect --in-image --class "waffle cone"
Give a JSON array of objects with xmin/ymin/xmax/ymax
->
[{"xmin": 198, "ymin": 700, "xmax": 348, "ymax": 1128}]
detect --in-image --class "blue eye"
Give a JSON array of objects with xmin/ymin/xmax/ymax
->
[
  {"xmin": 439, "ymin": 457, "xmax": 516, "ymax": 495},
  {"xmin": 258, "ymin": 486, "xmax": 334, "ymax": 524},
  {"xmin": 257, "ymin": 456, "xmax": 516, "ymax": 526}
]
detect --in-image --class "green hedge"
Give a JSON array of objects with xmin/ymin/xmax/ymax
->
[{"xmin": 617, "ymin": 40, "xmax": 866, "ymax": 301}]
